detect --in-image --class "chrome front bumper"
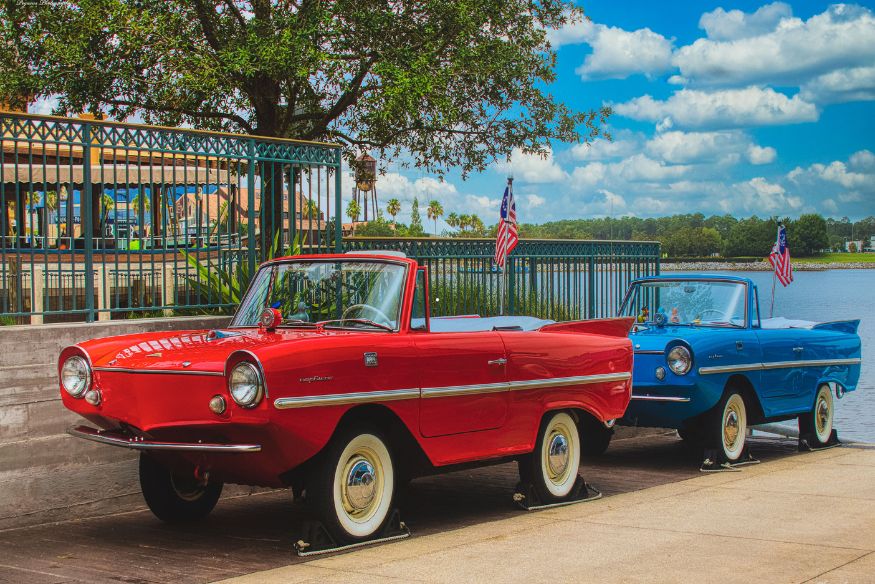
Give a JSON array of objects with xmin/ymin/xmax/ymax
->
[{"xmin": 67, "ymin": 425, "xmax": 262, "ymax": 453}]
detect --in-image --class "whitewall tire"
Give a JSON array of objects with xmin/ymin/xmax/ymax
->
[
  {"xmin": 800, "ymin": 384, "xmax": 834, "ymax": 447},
  {"xmin": 715, "ymin": 392, "xmax": 747, "ymax": 462},
  {"xmin": 519, "ymin": 411, "xmax": 581, "ymax": 502},
  {"xmin": 312, "ymin": 427, "xmax": 395, "ymax": 544}
]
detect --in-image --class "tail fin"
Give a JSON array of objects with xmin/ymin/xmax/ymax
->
[
  {"xmin": 538, "ymin": 317, "xmax": 634, "ymax": 337},
  {"xmin": 813, "ymin": 320, "xmax": 860, "ymax": 334}
]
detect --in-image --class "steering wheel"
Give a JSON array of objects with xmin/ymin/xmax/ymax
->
[
  {"xmin": 341, "ymin": 303, "xmax": 392, "ymax": 326},
  {"xmin": 699, "ymin": 308, "xmax": 730, "ymax": 321}
]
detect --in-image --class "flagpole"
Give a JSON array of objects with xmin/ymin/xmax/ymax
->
[{"xmin": 770, "ymin": 270, "xmax": 776, "ymax": 318}]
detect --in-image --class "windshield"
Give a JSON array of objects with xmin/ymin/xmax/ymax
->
[
  {"xmin": 231, "ymin": 260, "xmax": 407, "ymax": 330},
  {"xmin": 620, "ymin": 280, "xmax": 747, "ymax": 328}
]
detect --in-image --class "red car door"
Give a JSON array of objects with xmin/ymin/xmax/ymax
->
[{"xmin": 415, "ymin": 332, "xmax": 509, "ymax": 437}]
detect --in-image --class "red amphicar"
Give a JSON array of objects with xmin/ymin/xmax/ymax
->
[{"xmin": 60, "ymin": 253, "xmax": 633, "ymax": 544}]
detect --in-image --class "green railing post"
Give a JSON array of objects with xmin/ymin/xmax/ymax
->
[
  {"xmin": 82, "ymin": 122, "xmax": 95, "ymax": 322},
  {"xmin": 587, "ymin": 256, "xmax": 596, "ymax": 319},
  {"xmin": 246, "ymin": 139, "xmax": 257, "ymax": 274},
  {"xmin": 334, "ymin": 150, "xmax": 342, "ymax": 253},
  {"xmin": 507, "ymin": 257, "xmax": 516, "ymax": 315}
]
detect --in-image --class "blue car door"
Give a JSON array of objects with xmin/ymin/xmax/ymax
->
[{"xmin": 756, "ymin": 329, "xmax": 804, "ymax": 404}]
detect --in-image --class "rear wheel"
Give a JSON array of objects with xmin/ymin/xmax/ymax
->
[
  {"xmin": 139, "ymin": 454, "xmax": 223, "ymax": 522},
  {"xmin": 709, "ymin": 392, "xmax": 747, "ymax": 462},
  {"xmin": 310, "ymin": 426, "xmax": 395, "ymax": 544},
  {"xmin": 519, "ymin": 411, "xmax": 581, "ymax": 502},
  {"xmin": 579, "ymin": 416, "xmax": 613, "ymax": 457},
  {"xmin": 799, "ymin": 384, "xmax": 834, "ymax": 447}
]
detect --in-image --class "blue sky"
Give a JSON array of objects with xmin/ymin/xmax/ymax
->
[{"xmin": 374, "ymin": 1, "xmax": 875, "ymax": 229}]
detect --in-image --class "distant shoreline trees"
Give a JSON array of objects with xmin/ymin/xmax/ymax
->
[{"xmin": 351, "ymin": 197, "xmax": 871, "ymax": 258}]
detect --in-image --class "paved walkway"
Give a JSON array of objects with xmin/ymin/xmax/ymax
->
[{"xmin": 216, "ymin": 444, "xmax": 875, "ymax": 584}]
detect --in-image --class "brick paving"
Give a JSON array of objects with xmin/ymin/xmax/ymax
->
[{"xmin": 0, "ymin": 432, "xmax": 802, "ymax": 584}]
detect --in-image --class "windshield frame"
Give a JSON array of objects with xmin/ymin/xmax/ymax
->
[
  {"xmin": 619, "ymin": 277, "xmax": 750, "ymax": 329},
  {"xmin": 229, "ymin": 257, "xmax": 412, "ymax": 332}
]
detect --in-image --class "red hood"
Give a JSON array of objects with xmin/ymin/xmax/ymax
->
[{"xmin": 76, "ymin": 327, "xmax": 352, "ymax": 373}]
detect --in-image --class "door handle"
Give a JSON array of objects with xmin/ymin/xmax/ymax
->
[
  {"xmin": 736, "ymin": 340, "xmax": 744, "ymax": 350},
  {"xmin": 488, "ymin": 358, "xmax": 507, "ymax": 366},
  {"xmin": 793, "ymin": 347, "xmax": 804, "ymax": 353}
]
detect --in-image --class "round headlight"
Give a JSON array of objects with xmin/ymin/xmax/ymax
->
[
  {"xmin": 667, "ymin": 346, "xmax": 692, "ymax": 376},
  {"xmin": 229, "ymin": 362, "xmax": 263, "ymax": 408},
  {"xmin": 61, "ymin": 356, "xmax": 91, "ymax": 398}
]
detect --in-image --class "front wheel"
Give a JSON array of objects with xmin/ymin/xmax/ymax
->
[
  {"xmin": 519, "ymin": 411, "xmax": 581, "ymax": 502},
  {"xmin": 310, "ymin": 427, "xmax": 395, "ymax": 544},
  {"xmin": 799, "ymin": 384, "xmax": 834, "ymax": 447},
  {"xmin": 139, "ymin": 454, "xmax": 223, "ymax": 522},
  {"xmin": 709, "ymin": 392, "xmax": 747, "ymax": 462}
]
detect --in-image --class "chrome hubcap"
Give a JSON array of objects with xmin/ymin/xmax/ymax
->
[
  {"xmin": 724, "ymin": 409, "xmax": 740, "ymax": 448},
  {"xmin": 816, "ymin": 396, "xmax": 831, "ymax": 435},
  {"xmin": 343, "ymin": 457, "xmax": 377, "ymax": 515},
  {"xmin": 170, "ymin": 474, "xmax": 206, "ymax": 502},
  {"xmin": 547, "ymin": 432, "xmax": 570, "ymax": 478}
]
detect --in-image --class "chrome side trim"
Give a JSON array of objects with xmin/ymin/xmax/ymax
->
[
  {"xmin": 92, "ymin": 367, "xmax": 224, "ymax": 376},
  {"xmin": 761, "ymin": 358, "xmax": 862, "ymax": 370},
  {"xmin": 274, "ymin": 372, "xmax": 632, "ymax": 409},
  {"xmin": 697, "ymin": 363, "xmax": 763, "ymax": 375},
  {"xmin": 67, "ymin": 425, "xmax": 261, "ymax": 452},
  {"xmin": 634, "ymin": 350, "xmax": 664, "ymax": 355},
  {"xmin": 699, "ymin": 357, "xmax": 861, "ymax": 375},
  {"xmin": 505, "ymin": 372, "xmax": 632, "ymax": 392},
  {"xmin": 631, "ymin": 394, "xmax": 691, "ymax": 403},
  {"xmin": 274, "ymin": 388, "xmax": 420, "ymax": 409},
  {"xmin": 421, "ymin": 381, "xmax": 508, "ymax": 399}
]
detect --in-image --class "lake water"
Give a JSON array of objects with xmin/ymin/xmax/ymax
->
[{"xmin": 665, "ymin": 270, "xmax": 875, "ymax": 442}]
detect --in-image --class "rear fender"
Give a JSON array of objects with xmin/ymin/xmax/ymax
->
[{"xmin": 539, "ymin": 317, "xmax": 635, "ymax": 337}]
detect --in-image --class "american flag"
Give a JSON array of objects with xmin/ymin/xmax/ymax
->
[
  {"xmin": 769, "ymin": 224, "xmax": 794, "ymax": 287},
  {"xmin": 494, "ymin": 180, "xmax": 518, "ymax": 268}
]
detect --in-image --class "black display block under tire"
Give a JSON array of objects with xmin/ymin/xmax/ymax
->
[
  {"xmin": 139, "ymin": 453, "xmax": 223, "ymax": 522},
  {"xmin": 309, "ymin": 425, "xmax": 396, "ymax": 546}
]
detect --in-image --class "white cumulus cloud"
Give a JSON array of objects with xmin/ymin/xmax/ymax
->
[
  {"xmin": 800, "ymin": 65, "xmax": 875, "ymax": 104},
  {"xmin": 746, "ymin": 144, "xmax": 777, "ymax": 165},
  {"xmin": 736, "ymin": 177, "xmax": 803, "ymax": 213},
  {"xmin": 614, "ymin": 86, "xmax": 818, "ymax": 129},
  {"xmin": 526, "ymin": 194, "xmax": 546, "ymax": 208},
  {"xmin": 547, "ymin": 17, "xmax": 673, "ymax": 79},
  {"xmin": 698, "ymin": 2, "xmax": 793, "ymax": 41},
  {"xmin": 495, "ymin": 148, "xmax": 567, "ymax": 184},
  {"xmin": 674, "ymin": 4, "xmax": 875, "ymax": 88},
  {"xmin": 646, "ymin": 130, "xmax": 753, "ymax": 164},
  {"xmin": 575, "ymin": 24, "xmax": 674, "ymax": 80}
]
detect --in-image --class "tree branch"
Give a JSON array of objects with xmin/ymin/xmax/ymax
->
[
  {"xmin": 222, "ymin": 0, "xmax": 247, "ymax": 28},
  {"xmin": 105, "ymin": 99, "xmax": 254, "ymax": 133}
]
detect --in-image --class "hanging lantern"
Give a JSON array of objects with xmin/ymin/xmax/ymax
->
[{"xmin": 354, "ymin": 153, "xmax": 377, "ymax": 192}]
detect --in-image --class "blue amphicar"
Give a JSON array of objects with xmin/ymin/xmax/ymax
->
[{"xmin": 605, "ymin": 274, "xmax": 861, "ymax": 462}]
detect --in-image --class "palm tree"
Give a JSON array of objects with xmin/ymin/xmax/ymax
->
[
  {"xmin": 302, "ymin": 198, "xmax": 320, "ymax": 220},
  {"xmin": 459, "ymin": 214, "xmax": 471, "ymax": 232},
  {"xmin": 386, "ymin": 198, "xmax": 401, "ymax": 228},
  {"xmin": 131, "ymin": 190, "xmax": 151, "ymax": 213},
  {"xmin": 427, "ymin": 199, "xmax": 444, "ymax": 235},
  {"xmin": 346, "ymin": 199, "xmax": 360, "ymax": 234},
  {"xmin": 470, "ymin": 214, "xmax": 485, "ymax": 235},
  {"xmin": 446, "ymin": 212, "xmax": 459, "ymax": 231}
]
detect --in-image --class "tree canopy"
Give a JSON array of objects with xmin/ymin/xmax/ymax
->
[{"xmin": 1, "ymin": 0, "xmax": 608, "ymax": 175}]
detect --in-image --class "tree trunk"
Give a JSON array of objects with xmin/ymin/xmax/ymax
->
[{"xmin": 260, "ymin": 161, "xmax": 286, "ymax": 256}]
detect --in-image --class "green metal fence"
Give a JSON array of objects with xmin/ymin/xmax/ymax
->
[
  {"xmin": 1, "ymin": 111, "xmax": 660, "ymax": 325},
  {"xmin": 1, "ymin": 111, "xmax": 342, "ymax": 323},
  {"xmin": 343, "ymin": 238, "xmax": 661, "ymax": 319}
]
